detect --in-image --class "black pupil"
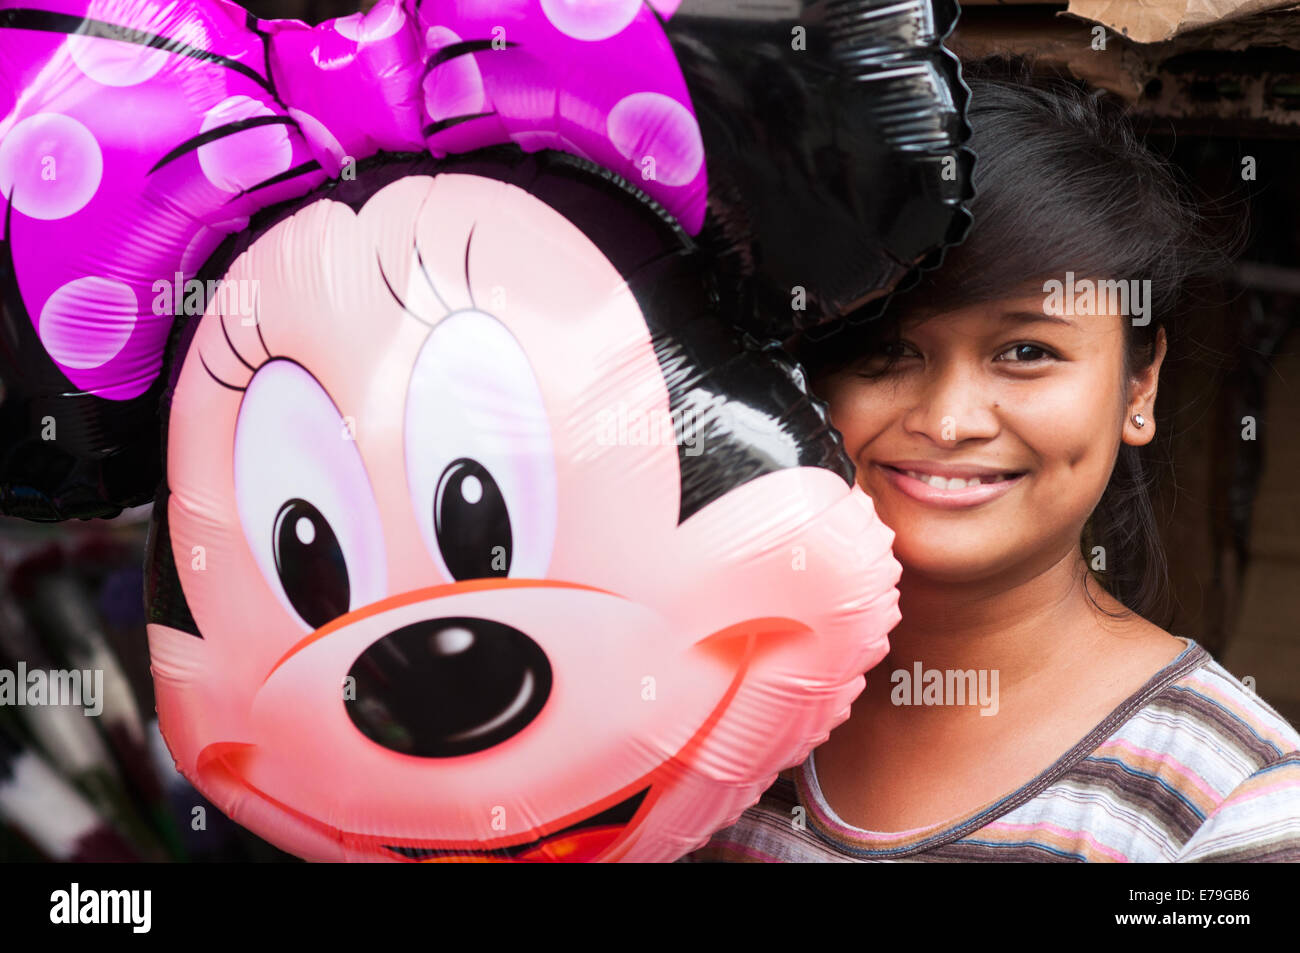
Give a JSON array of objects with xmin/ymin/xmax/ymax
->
[
  {"xmin": 434, "ymin": 458, "xmax": 512, "ymax": 580},
  {"xmin": 273, "ymin": 498, "xmax": 350, "ymax": 629}
]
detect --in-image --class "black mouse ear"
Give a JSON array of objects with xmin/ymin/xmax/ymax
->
[
  {"xmin": 0, "ymin": 230, "xmax": 164, "ymax": 521},
  {"xmin": 665, "ymin": 0, "xmax": 974, "ymax": 339},
  {"xmin": 0, "ymin": 0, "xmax": 333, "ymax": 522}
]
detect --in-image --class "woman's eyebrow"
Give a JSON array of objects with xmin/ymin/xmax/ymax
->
[{"xmin": 1001, "ymin": 309, "xmax": 1079, "ymax": 328}]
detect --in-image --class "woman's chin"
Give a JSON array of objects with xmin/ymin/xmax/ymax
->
[{"xmin": 892, "ymin": 544, "xmax": 1021, "ymax": 586}]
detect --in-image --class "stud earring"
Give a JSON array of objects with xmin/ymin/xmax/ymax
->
[{"xmin": 1133, "ymin": 413, "xmax": 1146, "ymax": 428}]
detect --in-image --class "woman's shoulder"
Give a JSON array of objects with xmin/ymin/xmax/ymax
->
[
  {"xmin": 1131, "ymin": 638, "xmax": 1300, "ymax": 766},
  {"xmin": 679, "ymin": 638, "xmax": 1300, "ymax": 863},
  {"xmin": 677, "ymin": 768, "xmax": 852, "ymax": 863},
  {"xmin": 1058, "ymin": 637, "xmax": 1300, "ymax": 861},
  {"xmin": 1058, "ymin": 634, "xmax": 1300, "ymax": 786}
]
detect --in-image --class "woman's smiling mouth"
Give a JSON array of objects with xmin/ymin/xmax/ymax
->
[{"xmin": 877, "ymin": 461, "xmax": 1028, "ymax": 509}]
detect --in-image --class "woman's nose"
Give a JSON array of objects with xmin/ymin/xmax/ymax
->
[{"xmin": 901, "ymin": 361, "xmax": 1000, "ymax": 443}]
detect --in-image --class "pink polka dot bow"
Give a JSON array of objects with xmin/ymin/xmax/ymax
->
[{"xmin": 0, "ymin": 0, "xmax": 705, "ymax": 402}]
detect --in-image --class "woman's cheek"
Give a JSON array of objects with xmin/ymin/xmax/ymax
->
[
  {"xmin": 1010, "ymin": 376, "xmax": 1120, "ymax": 524},
  {"xmin": 822, "ymin": 376, "xmax": 888, "ymax": 454}
]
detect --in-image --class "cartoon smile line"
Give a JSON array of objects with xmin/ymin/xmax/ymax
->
[
  {"xmin": 383, "ymin": 786, "xmax": 652, "ymax": 861},
  {"xmin": 198, "ymin": 613, "xmax": 804, "ymax": 860}
]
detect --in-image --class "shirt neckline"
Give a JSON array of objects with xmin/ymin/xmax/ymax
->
[{"xmin": 797, "ymin": 635, "xmax": 1209, "ymax": 856}]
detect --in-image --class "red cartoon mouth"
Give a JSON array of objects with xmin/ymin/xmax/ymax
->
[
  {"xmin": 188, "ymin": 614, "xmax": 787, "ymax": 862},
  {"xmin": 383, "ymin": 786, "xmax": 651, "ymax": 863}
]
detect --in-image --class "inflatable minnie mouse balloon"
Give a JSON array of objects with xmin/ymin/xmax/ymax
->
[{"xmin": 0, "ymin": 0, "xmax": 971, "ymax": 860}]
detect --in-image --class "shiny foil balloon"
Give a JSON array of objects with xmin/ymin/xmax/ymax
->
[
  {"xmin": 0, "ymin": 0, "xmax": 971, "ymax": 519},
  {"xmin": 0, "ymin": 0, "xmax": 970, "ymax": 861}
]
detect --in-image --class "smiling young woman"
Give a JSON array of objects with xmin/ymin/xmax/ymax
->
[{"xmin": 684, "ymin": 57, "xmax": 1300, "ymax": 863}]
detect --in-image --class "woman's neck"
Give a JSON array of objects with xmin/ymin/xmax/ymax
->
[
  {"xmin": 880, "ymin": 541, "xmax": 1120, "ymax": 693},
  {"xmin": 812, "ymin": 544, "xmax": 1186, "ymax": 832}
]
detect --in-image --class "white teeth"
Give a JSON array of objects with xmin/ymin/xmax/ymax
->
[{"xmin": 903, "ymin": 469, "xmax": 1009, "ymax": 489}]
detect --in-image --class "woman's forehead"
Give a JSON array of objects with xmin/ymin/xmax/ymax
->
[{"xmin": 900, "ymin": 284, "xmax": 1130, "ymax": 331}]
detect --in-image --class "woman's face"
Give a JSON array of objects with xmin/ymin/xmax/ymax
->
[{"xmin": 818, "ymin": 290, "xmax": 1164, "ymax": 585}]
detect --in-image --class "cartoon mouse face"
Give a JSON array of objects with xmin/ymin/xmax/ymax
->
[{"xmin": 144, "ymin": 155, "xmax": 901, "ymax": 862}]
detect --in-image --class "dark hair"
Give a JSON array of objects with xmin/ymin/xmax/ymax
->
[{"xmin": 795, "ymin": 54, "xmax": 1243, "ymax": 628}]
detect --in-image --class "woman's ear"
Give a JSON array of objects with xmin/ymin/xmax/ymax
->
[{"xmin": 1124, "ymin": 325, "xmax": 1168, "ymax": 447}]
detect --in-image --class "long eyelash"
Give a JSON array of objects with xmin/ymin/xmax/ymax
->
[
  {"xmin": 406, "ymin": 183, "xmax": 449, "ymax": 316},
  {"xmin": 253, "ymin": 307, "xmax": 272, "ymax": 361},
  {"xmin": 377, "ymin": 252, "xmax": 440, "ymax": 327},
  {"xmin": 202, "ymin": 300, "xmax": 270, "ymax": 391},
  {"xmin": 199, "ymin": 351, "xmax": 246, "ymax": 392},
  {"xmin": 376, "ymin": 252, "xmax": 414, "ymax": 314},
  {"xmin": 219, "ymin": 310, "xmax": 257, "ymax": 372},
  {"xmin": 464, "ymin": 223, "xmax": 476, "ymax": 309},
  {"xmin": 414, "ymin": 239, "xmax": 449, "ymax": 313}
]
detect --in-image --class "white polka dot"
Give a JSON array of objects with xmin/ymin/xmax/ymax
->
[
  {"xmin": 424, "ymin": 25, "xmax": 453, "ymax": 48},
  {"xmin": 295, "ymin": 516, "xmax": 316, "ymax": 545},
  {"xmin": 460, "ymin": 474, "xmax": 483, "ymax": 504},
  {"xmin": 211, "ymin": 215, "xmax": 250, "ymax": 234},
  {"xmin": 67, "ymin": 32, "xmax": 168, "ymax": 86},
  {"xmin": 198, "ymin": 97, "xmax": 292, "ymax": 194},
  {"xmin": 287, "ymin": 108, "xmax": 347, "ymax": 169},
  {"xmin": 334, "ymin": 12, "xmax": 363, "ymax": 40},
  {"xmin": 422, "ymin": 26, "xmax": 485, "ymax": 120},
  {"xmin": 0, "ymin": 113, "xmax": 103, "ymax": 220},
  {"xmin": 334, "ymin": 3, "xmax": 406, "ymax": 42},
  {"xmin": 39, "ymin": 277, "xmax": 137, "ymax": 369},
  {"xmin": 541, "ymin": 0, "xmax": 642, "ymax": 41},
  {"xmin": 558, "ymin": 134, "xmax": 593, "ymax": 162},
  {"xmin": 607, "ymin": 92, "xmax": 703, "ymax": 187},
  {"xmin": 181, "ymin": 226, "xmax": 223, "ymax": 277}
]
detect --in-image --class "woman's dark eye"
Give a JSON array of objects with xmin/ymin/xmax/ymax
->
[
  {"xmin": 873, "ymin": 341, "xmax": 910, "ymax": 361},
  {"xmin": 853, "ymin": 340, "xmax": 913, "ymax": 377},
  {"xmin": 999, "ymin": 343, "xmax": 1051, "ymax": 362},
  {"xmin": 434, "ymin": 458, "xmax": 512, "ymax": 580},
  {"xmin": 273, "ymin": 498, "xmax": 350, "ymax": 629}
]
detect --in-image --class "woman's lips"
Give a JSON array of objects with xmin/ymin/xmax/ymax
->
[{"xmin": 876, "ymin": 463, "xmax": 1026, "ymax": 509}]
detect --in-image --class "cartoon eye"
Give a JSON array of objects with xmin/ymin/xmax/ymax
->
[
  {"xmin": 273, "ymin": 499, "xmax": 349, "ymax": 629},
  {"xmin": 234, "ymin": 360, "xmax": 386, "ymax": 631},
  {"xmin": 405, "ymin": 311, "xmax": 556, "ymax": 582},
  {"xmin": 434, "ymin": 458, "xmax": 512, "ymax": 579}
]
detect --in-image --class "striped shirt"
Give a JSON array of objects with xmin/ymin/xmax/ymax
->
[{"xmin": 684, "ymin": 638, "xmax": 1300, "ymax": 862}]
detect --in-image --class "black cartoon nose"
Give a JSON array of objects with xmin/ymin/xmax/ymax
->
[{"xmin": 345, "ymin": 617, "xmax": 552, "ymax": 757}]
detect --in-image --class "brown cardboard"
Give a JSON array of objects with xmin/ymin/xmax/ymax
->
[{"xmin": 1065, "ymin": 0, "xmax": 1300, "ymax": 43}]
